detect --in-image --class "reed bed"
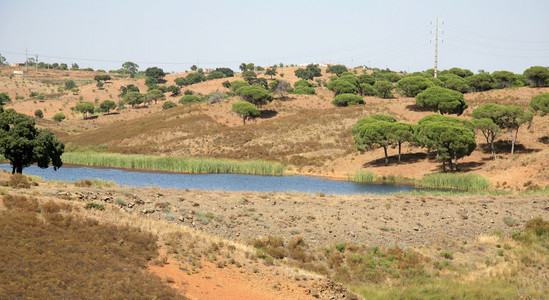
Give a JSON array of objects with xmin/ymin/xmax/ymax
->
[
  {"xmin": 349, "ymin": 169, "xmax": 378, "ymax": 182},
  {"xmin": 416, "ymin": 173, "xmax": 492, "ymax": 192},
  {"xmin": 61, "ymin": 152, "xmax": 286, "ymax": 176}
]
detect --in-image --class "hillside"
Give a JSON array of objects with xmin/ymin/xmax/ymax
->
[{"xmin": 1, "ymin": 66, "xmax": 548, "ymax": 190}]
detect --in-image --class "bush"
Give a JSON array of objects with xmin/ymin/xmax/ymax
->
[
  {"xmin": 64, "ymin": 79, "xmax": 76, "ymax": 90},
  {"xmin": 294, "ymin": 79, "xmax": 313, "ymax": 88},
  {"xmin": 162, "ymin": 101, "xmax": 177, "ymax": 110},
  {"xmin": 327, "ymin": 79, "xmax": 358, "ymax": 95},
  {"xmin": 207, "ymin": 91, "xmax": 226, "ymax": 104},
  {"xmin": 373, "ymin": 80, "xmax": 394, "ymax": 98},
  {"xmin": 0, "ymin": 92, "xmax": 11, "ymax": 105},
  {"xmin": 439, "ymin": 250, "xmax": 454, "ymax": 260},
  {"xmin": 293, "ymin": 86, "xmax": 315, "ymax": 95},
  {"xmin": 523, "ymin": 66, "xmax": 549, "ymax": 87},
  {"xmin": 331, "ymin": 93, "xmax": 365, "ymax": 107},
  {"xmin": 52, "ymin": 113, "xmax": 66, "ymax": 122},
  {"xmin": 207, "ymin": 71, "xmax": 225, "ymax": 80},
  {"xmin": 359, "ymin": 83, "xmax": 376, "ymax": 96},
  {"xmin": 178, "ymin": 95, "xmax": 201, "ymax": 104},
  {"xmin": 397, "ymin": 76, "xmax": 435, "ymax": 97},
  {"xmin": 230, "ymin": 80, "xmax": 250, "ymax": 92},
  {"xmin": 85, "ymin": 202, "xmax": 105, "ymax": 210},
  {"xmin": 34, "ymin": 109, "xmax": 43, "ymax": 118}
]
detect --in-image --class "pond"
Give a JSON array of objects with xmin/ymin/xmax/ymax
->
[{"xmin": 0, "ymin": 164, "xmax": 420, "ymax": 195}]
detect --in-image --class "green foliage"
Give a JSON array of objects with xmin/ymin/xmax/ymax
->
[
  {"xmin": 118, "ymin": 84, "xmax": 139, "ymax": 98},
  {"xmin": 417, "ymin": 173, "xmax": 492, "ymax": 191},
  {"xmin": 294, "ymin": 79, "xmax": 313, "ymax": 88},
  {"xmin": 123, "ymin": 91, "xmax": 145, "ymax": 108},
  {"xmin": 327, "ymin": 64, "xmax": 348, "ymax": 77},
  {"xmin": 85, "ymin": 202, "xmax": 105, "ymax": 210},
  {"xmin": 397, "ymin": 76, "xmax": 434, "ymax": 97},
  {"xmin": 236, "ymin": 85, "xmax": 273, "ymax": 106},
  {"xmin": 332, "ymin": 94, "xmax": 364, "ymax": 107},
  {"xmin": 328, "ymin": 79, "xmax": 359, "ymax": 95},
  {"xmin": 466, "ymin": 73, "xmax": 495, "ymax": 91},
  {"xmin": 415, "ymin": 87, "xmax": 468, "ymax": 115},
  {"xmin": 144, "ymin": 76, "xmax": 159, "ymax": 89},
  {"xmin": 52, "ymin": 113, "xmax": 65, "ymax": 122},
  {"xmin": 241, "ymin": 70, "xmax": 258, "ymax": 84},
  {"xmin": 99, "ymin": 100, "xmax": 117, "ymax": 114},
  {"xmin": 294, "ymin": 64, "xmax": 322, "ymax": 80},
  {"xmin": 167, "ymin": 85, "xmax": 181, "ymax": 96},
  {"xmin": 162, "ymin": 101, "xmax": 177, "ymax": 110},
  {"xmin": 359, "ymin": 84, "xmax": 376, "ymax": 96},
  {"xmin": 174, "ymin": 77, "xmax": 188, "ymax": 87},
  {"xmin": 64, "ymin": 79, "xmax": 76, "ymax": 90},
  {"xmin": 492, "ymin": 70, "xmax": 518, "ymax": 88},
  {"xmin": 350, "ymin": 169, "xmax": 378, "ymax": 182},
  {"xmin": 472, "ymin": 118, "xmax": 500, "ymax": 159},
  {"xmin": 147, "ymin": 89, "xmax": 165, "ymax": 104},
  {"xmin": 207, "ymin": 71, "xmax": 226, "ymax": 80},
  {"xmin": 215, "ymin": 67, "xmax": 234, "ymax": 78},
  {"xmin": 448, "ymin": 67, "xmax": 474, "ymax": 78},
  {"xmin": 178, "ymin": 95, "xmax": 201, "ymax": 104},
  {"xmin": 443, "ymin": 76, "xmax": 470, "ymax": 93},
  {"xmin": 358, "ymin": 74, "xmax": 375, "ymax": 85},
  {"xmin": 439, "ymin": 251, "xmax": 454, "ymax": 260},
  {"xmin": 62, "ymin": 152, "xmax": 286, "ymax": 175},
  {"xmin": 0, "ymin": 109, "xmax": 64, "ymax": 174},
  {"xmin": 265, "ymin": 68, "xmax": 277, "ymax": 78},
  {"xmin": 144, "ymin": 66, "xmax": 165, "ymax": 80},
  {"xmin": 231, "ymin": 80, "xmax": 250, "ymax": 92},
  {"xmin": 74, "ymin": 102, "xmax": 95, "ymax": 119},
  {"xmin": 529, "ymin": 93, "xmax": 549, "ymax": 115},
  {"xmin": 185, "ymin": 72, "xmax": 207, "ymax": 85},
  {"xmin": 523, "ymin": 66, "xmax": 549, "ymax": 87},
  {"xmin": 232, "ymin": 101, "xmax": 260, "ymax": 125},
  {"xmin": 413, "ymin": 114, "xmax": 476, "ymax": 171},
  {"xmin": 121, "ymin": 61, "xmax": 139, "ymax": 76},
  {"xmin": 373, "ymin": 81, "xmax": 394, "ymax": 98},
  {"xmin": 93, "ymin": 74, "xmax": 111, "ymax": 82},
  {"xmin": 34, "ymin": 109, "xmax": 43, "ymax": 118},
  {"xmin": 293, "ymin": 86, "xmax": 315, "ymax": 95},
  {"xmin": 335, "ymin": 243, "xmax": 346, "ymax": 252},
  {"xmin": 0, "ymin": 92, "xmax": 11, "ymax": 105}
]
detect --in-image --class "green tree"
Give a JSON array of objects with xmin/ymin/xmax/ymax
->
[
  {"xmin": 239, "ymin": 63, "xmax": 248, "ymax": 72},
  {"xmin": 162, "ymin": 101, "xmax": 177, "ymax": 110},
  {"xmin": 74, "ymin": 102, "xmax": 95, "ymax": 119},
  {"xmin": 99, "ymin": 100, "xmax": 117, "ymax": 114},
  {"xmin": 294, "ymin": 64, "xmax": 322, "ymax": 80},
  {"xmin": 145, "ymin": 67, "xmax": 166, "ymax": 80},
  {"xmin": 230, "ymin": 81, "xmax": 250, "ymax": 92},
  {"xmin": 472, "ymin": 103, "xmax": 533, "ymax": 155},
  {"xmin": 215, "ymin": 67, "xmax": 234, "ymax": 77},
  {"xmin": 185, "ymin": 73, "xmax": 206, "ymax": 85},
  {"xmin": 444, "ymin": 76, "xmax": 470, "ymax": 93},
  {"xmin": 358, "ymin": 74, "xmax": 375, "ymax": 85},
  {"xmin": 415, "ymin": 87, "xmax": 468, "ymax": 115},
  {"xmin": 122, "ymin": 61, "xmax": 139, "ymax": 77},
  {"xmin": 242, "ymin": 70, "xmax": 258, "ymax": 84},
  {"xmin": 359, "ymin": 84, "xmax": 376, "ymax": 96},
  {"xmin": 396, "ymin": 76, "xmax": 434, "ymax": 97},
  {"xmin": 94, "ymin": 75, "xmax": 111, "ymax": 83},
  {"xmin": 232, "ymin": 102, "xmax": 260, "ymax": 125},
  {"xmin": 190, "ymin": 65, "xmax": 198, "ymax": 71},
  {"xmin": 529, "ymin": 93, "xmax": 549, "ymax": 115},
  {"xmin": 326, "ymin": 64, "xmax": 348, "ymax": 77},
  {"xmin": 466, "ymin": 73, "xmax": 495, "ymax": 92},
  {"xmin": 207, "ymin": 71, "xmax": 225, "ymax": 80},
  {"xmin": 294, "ymin": 79, "xmax": 313, "ymax": 88},
  {"xmin": 413, "ymin": 114, "xmax": 476, "ymax": 171},
  {"xmin": 472, "ymin": 118, "xmax": 500, "ymax": 159},
  {"xmin": 0, "ymin": 109, "xmax": 64, "ymax": 174},
  {"xmin": 265, "ymin": 68, "xmax": 277, "ymax": 79},
  {"xmin": 124, "ymin": 91, "xmax": 145, "ymax": 108},
  {"xmin": 387, "ymin": 122, "xmax": 414, "ymax": 163},
  {"xmin": 327, "ymin": 79, "xmax": 358, "ymax": 95},
  {"xmin": 448, "ymin": 67, "xmax": 474, "ymax": 78},
  {"xmin": 353, "ymin": 117, "xmax": 395, "ymax": 165},
  {"xmin": 167, "ymin": 85, "xmax": 181, "ymax": 97},
  {"xmin": 492, "ymin": 70, "xmax": 517, "ymax": 89},
  {"xmin": 0, "ymin": 53, "xmax": 7, "ymax": 65},
  {"xmin": 331, "ymin": 94, "xmax": 365, "ymax": 107},
  {"xmin": 0, "ymin": 92, "xmax": 11, "ymax": 105},
  {"xmin": 236, "ymin": 86, "xmax": 273, "ymax": 106},
  {"xmin": 293, "ymin": 86, "xmax": 315, "ymax": 95},
  {"xmin": 118, "ymin": 84, "xmax": 139, "ymax": 98},
  {"xmin": 523, "ymin": 66, "xmax": 549, "ymax": 87},
  {"xmin": 52, "ymin": 113, "xmax": 66, "ymax": 122},
  {"xmin": 373, "ymin": 80, "xmax": 394, "ymax": 98},
  {"xmin": 174, "ymin": 77, "xmax": 188, "ymax": 87},
  {"xmin": 147, "ymin": 89, "xmax": 165, "ymax": 104}
]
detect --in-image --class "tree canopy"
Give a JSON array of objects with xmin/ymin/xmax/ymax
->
[
  {"xmin": 236, "ymin": 86, "xmax": 273, "ymax": 106},
  {"xmin": 145, "ymin": 67, "xmax": 166, "ymax": 80},
  {"xmin": 326, "ymin": 65, "xmax": 348, "ymax": 77},
  {"xmin": 232, "ymin": 102, "xmax": 260, "ymax": 125},
  {"xmin": 529, "ymin": 93, "xmax": 549, "ymax": 115},
  {"xmin": 0, "ymin": 92, "xmax": 11, "ymax": 105},
  {"xmin": 122, "ymin": 61, "xmax": 139, "ymax": 76},
  {"xmin": 373, "ymin": 80, "xmax": 394, "ymax": 98},
  {"xmin": 99, "ymin": 100, "xmax": 117, "ymax": 114},
  {"xmin": 269, "ymin": 80, "xmax": 292, "ymax": 98},
  {"xmin": 0, "ymin": 109, "xmax": 64, "ymax": 174},
  {"xmin": 331, "ymin": 94, "xmax": 364, "ymax": 107},
  {"xmin": 215, "ymin": 67, "xmax": 234, "ymax": 78},
  {"xmin": 294, "ymin": 64, "xmax": 322, "ymax": 80},
  {"xmin": 415, "ymin": 86, "xmax": 468, "ymax": 115},
  {"xmin": 124, "ymin": 92, "xmax": 145, "ymax": 108},
  {"xmin": 74, "ymin": 102, "xmax": 95, "ymax": 119},
  {"xmin": 327, "ymin": 79, "xmax": 358, "ymax": 95},
  {"xmin": 397, "ymin": 76, "xmax": 434, "ymax": 97},
  {"xmin": 265, "ymin": 68, "xmax": 277, "ymax": 79},
  {"xmin": 523, "ymin": 66, "xmax": 549, "ymax": 87},
  {"xmin": 147, "ymin": 89, "xmax": 165, "ymax": 104}
]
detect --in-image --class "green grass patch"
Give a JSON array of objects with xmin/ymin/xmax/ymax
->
[
  {"xmin": 416, "ymin": 173, "xmax": 492, "ymax": 192},
  {"xmin": 349, "ymin": 170, "xmax": 377, "ymax": 182},
  {"xmin": 62, "ymin": 152, "xmax": 286, "ymax": 176}
]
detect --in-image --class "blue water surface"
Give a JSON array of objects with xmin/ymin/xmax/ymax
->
[{"xmin": 0, "ymin": 164, "xmax": 418, "ymax": 195}]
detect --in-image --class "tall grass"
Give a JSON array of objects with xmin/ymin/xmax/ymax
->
[
  {"xmin": 349, "ymin": 169, "xmax": 378, "ymax": 182},
  {"xmin": 416, "ymin": 173, "xmax": 492, "ymax": 192},
  {"xmin": 61, "ymin": 152, "xmax": 286, "ymax": 176}
]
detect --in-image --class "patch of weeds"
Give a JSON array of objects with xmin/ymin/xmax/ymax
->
[
  {"xmin": 115, "ymin": 197, "xmax": 126, "ymax": 206},
  {"xmin": 439, "ymin": 250, "xmax": 454, "ymax": 260},
  {"xmin": 503, "ymin": 216, "xmax": 516, "ymax": 227},
  {"xmin": 85, "ymin": 202, "xmax": 105, "ymax": 211},
  {"xmin": 197, "ymin": 212, "xmax": 215, "ymax": 225}
]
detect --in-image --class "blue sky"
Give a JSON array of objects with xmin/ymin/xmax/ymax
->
[{"xmin": 1, "ymin": 0, "xmax": 548, "ymax": 74}]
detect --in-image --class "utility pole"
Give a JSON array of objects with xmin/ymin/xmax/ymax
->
[
  {"xmin": 434, "ymin": 18, "xmax": 439, "ymax": 78},
  {"xmin": 35, "ymin": 54, "xmax": 38, "ymax": 73},
  {"xmin": 25, "ymin": 48, "xmax": 28, "ymax": 72}
]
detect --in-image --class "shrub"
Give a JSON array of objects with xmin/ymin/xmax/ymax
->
[
  {"xmin": 335, "ymin": 243, "xmax": 346, "ymax": 252},
  {"xmin": 439, "ymin": 250, "xmax": 454, "ymax": 260},
  {"xmin": 85, "ymin": 202, "xmax": 105, "ymax": 210},
  {"xmin": 359, "ymin": 83, "xmax": 376, "ymax": 96},
  {"xmin": 179, "ymin": 95, "xmax": 201, "ymax": 104},
  {"xmin": 34, "ymin": 109, "xmax": 43, "ymax": 118},
  {"xmin": 52, "ymin": 113, "xmax": 66, "ymax": 122},
  {"xmin": 293, "ymin": 86, "xmax": 315, "ymax": 95},
  {"xmin": 327, "ymin": 79, "xmax": 358, "ymax": 95},
  {"xmin": 8, "ymin": 174, "xmax": 31, "ymax": 188},
  {"xmin": 331, "ymin": 93, "xmax": 365, "ymax": 107},
  {"xmin": 207, "ymin": 71, "xmax": 225, "ymax": 80},
  {"xmin": 64, "ymin": 79, "xmax": 76, "ymax": 90},
  {"xmin": 397, "ymin": 76, "xmax": 434, "ymax": 97},
  {"xmin": 294, "ymin": 79, "xmax": 313, "ymax": 88},
  {"xmin": 373, "ymin": 80, "xmax": 394, "ymax": 98},
  {"xmin": 162, "ymin": 101, "xmax": 177, "ymax": 110}
]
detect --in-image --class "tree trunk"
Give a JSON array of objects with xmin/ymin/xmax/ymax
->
[
  {"xmin": 11, "ymin": 164, "xmax": 15, "ymax": 174},
  {"xmin": 442, "ymin": 161, "xmax": 446, "ymax": 172},
  {"xmin": 448, "ymin": 159, "xmax": 454, "ymax": 172},
  {"xmin": 383, "ymin": 146, "xmax": 388, "ymax": 165},
  {"xmin": 15, "ymin": 164, "xmax": 23, "ymax": 174},
  {"xmin": 242, "ymin": 117, "xmax": 246, "ymax": 125},
  {"xmin": 490, "ymin": 136, "xmax": 497, "ymax": 160},
  {"xmin": 454, "ymin": 155, "xmax": 459, "ymax": 171},
  {"xmin": 398, "ymin": 142, "xmax": 402, "ymax": 164},
  {"xmin": 509, "ymin": 128, "xmax": 515, "ymax": 155}
]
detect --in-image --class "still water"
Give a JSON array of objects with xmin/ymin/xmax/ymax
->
[{"xmin": 0, "ymin": 164, "xmax": 419, "ymax": 195}]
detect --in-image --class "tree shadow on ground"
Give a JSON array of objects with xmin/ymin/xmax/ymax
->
[
  {"xmin": 538, "ymin": 135, "xmax": 549, "ymax": 144},
  {"xmin": 277, "ymin": 96, "xmax": 296, "ymax": 101},
  {"xmin": 259, "ymin": 110, "xmax": 278, "ymax": 119},
  {"xmin": 362, "ymin": 152, "xmax": 429, "ymax": 167},
  {"xmin": 454, "ymin": 161, "xmax": 485, "ymax": 172},
  {"xmin": 83, "ymin": 115, "xmax": 98, "ymax": 120},
  {"xmin": 405, "ymin": 104, "xmax": 434, "ymax": 112},
  {"xmin": 491, "ymin": 141, "xmax": 541, "ymax": 154}
]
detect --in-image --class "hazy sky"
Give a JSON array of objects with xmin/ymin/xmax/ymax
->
[{"xmin": 1, "ymin": 0, "xmax": 548, "ymax": 74}]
